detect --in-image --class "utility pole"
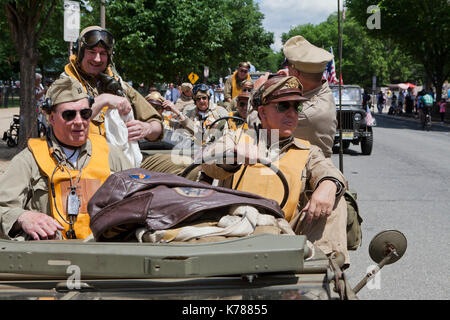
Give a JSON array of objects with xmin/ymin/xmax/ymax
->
[
  {"xmin": 100, "ymin": 0, "xmax": 106, "ymax": 28},
  {"xmin": 338, "ymin": 0, "xmax": 344, "ymax": 173}
]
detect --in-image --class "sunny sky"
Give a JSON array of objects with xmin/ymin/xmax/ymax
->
[{"xmin": 257, "ymin": 0, "xmax": 343, "ymax": 51}]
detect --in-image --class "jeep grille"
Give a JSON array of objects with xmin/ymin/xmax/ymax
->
[{"xmin": 337, "ymin": 110, "xmax": 354, "ymax": 130}]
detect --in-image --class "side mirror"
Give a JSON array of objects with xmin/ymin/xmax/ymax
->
[
  {"xmin": 353, "ymin": 230, "xmax": 407, "ymax": 294},
  {"xmin": 369, "ymin": 230, "xmax": 407, "ymax": 264}
]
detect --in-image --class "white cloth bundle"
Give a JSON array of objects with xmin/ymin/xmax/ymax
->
[{"xmin": 104, "ymin": 108, "xmax": 142, "ymax": 167}]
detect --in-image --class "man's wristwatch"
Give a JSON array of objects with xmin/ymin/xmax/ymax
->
[{"xmin": 320, "ymin": 178, "xmax": 344, "ymax": 196}]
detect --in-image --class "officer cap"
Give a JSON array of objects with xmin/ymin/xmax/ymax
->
[
  {"xmin": 283, "ymin": 36, "xmax": 333, "ymax": 73},
  {"xmin": 145, "ymin": 91, "xmax": 164, "ymax": 107},
  {"xmin": 253, "ymin": 75, "xmax": 308, "ymax": 107},
  {"xmin": 46, "ymin": 77, "xmax": 88, "ymax": 107},
  {"xmin": 237, "ymin": 91, "xmax": 250, "ymax": 101}
]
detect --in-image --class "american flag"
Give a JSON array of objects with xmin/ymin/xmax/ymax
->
[
  {"xmin": 324, "ymin": 47, "xmax": 338, "ymax": 85},
  {"xmin": 366, "ymin": 104, "xmax": 374, "ymax": 126}
]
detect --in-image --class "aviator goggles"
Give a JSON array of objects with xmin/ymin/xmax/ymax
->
[
  {"xmin": 267, "ymin": 101, "xmax": 303, "ymax": 113},
  {"xmin": 193, "ymin": 83, "xmax": 210, "ymax": 96},
  {"xmin": 81, "ymin": 29, "xmax": 115, "ymax": 50},
  {"xmin": 59, "ymin": 108, "xmax": 93, "ymax": 121}
]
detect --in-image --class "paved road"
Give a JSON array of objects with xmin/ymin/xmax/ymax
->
[{"xmin": 331, "ymin": 114, "xmax": 450, "ymax": 300}]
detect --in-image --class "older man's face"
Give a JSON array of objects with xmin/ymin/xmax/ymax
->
[
  {"xmin": 81, "ymin": 46, "xmax": 108, "ymax": 77},
  {"xmin": 195, "ymin": 95, "xmax": 209, "ymax": 112},
  {"xmin": 258, "ymin": 101, "xmax": 299, "ymax": 139},
  {"xmin": 49, "ymin": 98, "xmax": 90, "ymax": 147}
]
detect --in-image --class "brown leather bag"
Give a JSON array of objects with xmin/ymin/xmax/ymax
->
[{"xmin": 88, "ymin": 168, "xmax": 284, "ymax": 241}]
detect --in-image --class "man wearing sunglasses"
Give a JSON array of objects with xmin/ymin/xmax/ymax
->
[
  {"xmin": 224, "ymin": 62, "xmax": 251, "ymax": 107},
  {"xmin": 0, "ymin": 78, "xmax": 132, "ymax": 241},
  {"xmin": 61, "ymin": 26, "xmax": 163, "ymax": 143},
  {"xmin": 226, "ymin": 79, "xmax": 254, "ymax": 112},
  {"xmin": 182, "ymin": 83, "xmax": 228, "ymax": 140},
  {"xmin": 201, "ymin": 76, "xmax": 350, "ymax": 266},
  {"xmin": 227, "ymin": 91, "xmax": 250, "ymax": 131}
]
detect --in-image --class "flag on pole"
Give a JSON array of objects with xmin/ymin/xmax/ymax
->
[{"xmin": 324, "ymin": 47, "xmax": 338, "ymax": 85}]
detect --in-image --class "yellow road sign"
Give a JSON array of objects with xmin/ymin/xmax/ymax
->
[{"xmin": 188, "ymin": 72, "xmax": 199, "ymax": 84}]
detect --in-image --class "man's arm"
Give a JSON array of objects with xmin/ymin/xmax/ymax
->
[
  {"xmin": 0, "ymin": 150, "xmax": 63, "ymax": 240},
  {"xmin": 302, "ymin": 145, "xmax": 347, "ymax": 223},
  {"xmin": 123, "ymin": 82, "xmax": 164, "ymax": 142}
]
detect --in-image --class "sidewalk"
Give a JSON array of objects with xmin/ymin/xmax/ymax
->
[
  {"xmin": 374, "ymin": 110, "xmax": 450, "ymax": 129},
  {"xmin": 0, "ymin": 107, "xmax": 20, "ymax": 173}
]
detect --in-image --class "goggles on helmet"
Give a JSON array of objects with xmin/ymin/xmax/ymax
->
[
  {"xmin": 81, "ymin": 29, "xmax": 115, "ymax": 50},
  {"xmin": 193, "ymin": 83, "xmax": 210, "ymax": 96}
]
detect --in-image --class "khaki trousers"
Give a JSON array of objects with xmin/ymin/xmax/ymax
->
[
  {"xmin": 291, "ymin": 196, "xmax": 349, "ymax": 265},
  {"xmin": 140, "ymin": 153, "xmax": 200, "ymax": 181}
]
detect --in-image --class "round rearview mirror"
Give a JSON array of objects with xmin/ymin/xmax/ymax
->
[{"xmin": 368, "ymin": 230, "xmax": 407, "ymax": 265}]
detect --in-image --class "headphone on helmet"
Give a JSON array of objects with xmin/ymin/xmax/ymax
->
[{"xmin": 41, "ymin": 95, "xmax": 95, "ymax": 115}]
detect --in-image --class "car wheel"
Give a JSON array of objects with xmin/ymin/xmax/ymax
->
[{"xmin": 361, "ymin": 133, "xmax": 373, "ymax": 155}]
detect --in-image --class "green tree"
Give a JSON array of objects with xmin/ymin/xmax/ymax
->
[
  {"xmin": 281, "ymin": 13, "xmax": 423, "ymax": 89},
  {"xmin": 346, "ymin": 0, "xmax": 450, "ymax": 98},
  {"xmin": 1, "ymin": 0, "xmax": 56, "ymax": 150},
  {"xmin": 103, "ymin": 0, "xmax": 272, "ymax": 85}
]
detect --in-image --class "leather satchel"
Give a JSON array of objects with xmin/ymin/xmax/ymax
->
[{"xmin": 88, "ymin": 168, "xmax": 284, "ymax": 241}]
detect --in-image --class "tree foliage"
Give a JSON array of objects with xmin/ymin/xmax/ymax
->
[
  {"xmin": 104, "ymin": 0, "xmax": 273, "ymax": 84},
  {"xmin": 281, "ymin": 13, "xmax": 424, "ymax": 89},
  {"xmin": 345, "ymin": 0, "xmax": 450, "ymax": 97}
]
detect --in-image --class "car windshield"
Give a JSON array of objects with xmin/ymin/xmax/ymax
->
[{"xmin": 331, "ymin": 87, "xmax": 362, "ymax": 105}]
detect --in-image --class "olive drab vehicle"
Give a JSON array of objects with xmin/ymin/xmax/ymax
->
[
  {"xmin": 0, "ymin": 150, "xmax": 407, "ymax": 300},
  {"xmin": 331, "ymin": 85, "xmax": 376, "ymax": 155}
]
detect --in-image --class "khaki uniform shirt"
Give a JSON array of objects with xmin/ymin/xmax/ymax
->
[
  {"xmin": 295, "ymin": 81, "xmax": 337, "ymax": 158},
  {"xmin": 182, "ymin": 102, "xmax": 229, "ymax": 130},
  {"xmin": 174, "ymin": 94, "xmax": 194, "ymax": 112},
  {"xmin": 0, "ymin": 137, "xmax": 132, "ymax": 239}
]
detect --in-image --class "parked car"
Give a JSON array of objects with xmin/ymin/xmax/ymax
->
[{"xmin": 331, "ymin": 85, "xmax": 376, "ymax": 155}]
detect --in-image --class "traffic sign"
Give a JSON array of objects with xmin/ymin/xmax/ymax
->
[
  {"xmin": 188, "ymin": 72, "xmax": 199, "ymax": 84},
  {"xmin": 64, "ymin": 1, "xmax": 80, "ymax": 42}
]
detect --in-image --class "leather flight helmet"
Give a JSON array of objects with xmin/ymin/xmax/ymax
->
[{"xmin": 72, "ymin": 26, "xmax": 115, "ymax": 64}]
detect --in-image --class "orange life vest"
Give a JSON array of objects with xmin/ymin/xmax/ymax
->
[
  {"xmin": 232, "ymin": 134, "xmax": 310, "ymax": 221},
  {"xmin": 28, "ymin": 135, "xmax": 111, "ymax": 239}
]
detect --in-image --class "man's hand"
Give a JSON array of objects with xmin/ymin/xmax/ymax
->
[
  {"xmin": 126, "ymin": 119, "xmax": 162, "ymax": 142},
  {"xmin": 276, "ymin": 69, "xmax": 289, "ymax": 77},
  {"xmin": 17, "ymin": 211, "xmax": 64, "ymax": 240},
  {"xmin": 92, "ymin": 93, "xmax": 132, "ymax": 117},
  {"xmin": 301, "ymin": 180, "xmax": 337, "ymax": 224}
]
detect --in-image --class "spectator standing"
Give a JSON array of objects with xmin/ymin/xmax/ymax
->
[
  {"xmin": 164, "ymin": 83, "xmax": 180, "ymax": 103},
  {"xmin": 377, "ymin": 91, "xmax": 384, "ymax": 114},
  {"xmin": 398, "ymin": 90, "xmax": 405, "ymax": 112},
  {"xmin": 439, "ymin": 98, "xmax": 447, "ymax": 124}
]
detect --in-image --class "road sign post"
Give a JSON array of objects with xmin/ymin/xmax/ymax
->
[{"xmin": 64, "ymin": 1, "xmax": 80, "ymax": 57}]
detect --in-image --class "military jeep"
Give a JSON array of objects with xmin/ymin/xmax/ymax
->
[{"xmin": 331, "ymin": 85, "xmax": 375, "ymax": 155}]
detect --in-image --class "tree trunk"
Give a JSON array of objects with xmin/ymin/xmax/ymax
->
[{"xmin": 5, "ymin": 1, "xmax": 56, "ymax": 151}]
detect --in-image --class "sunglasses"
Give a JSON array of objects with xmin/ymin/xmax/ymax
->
[
  {"xmin": 239, "ymin": 101, "xmax": 248, "ymax": 108},
  {"xmin": 271, "ymin": 101, "xmax": 303, "ymax": 113},
  {"xmin": 242, "ymin": 88, "xmax": 252, "ymax": 93},
  {"xmin": 60, "ymin": 108, "xmax": 93, "ymax": 121},
  {"xmin": 195, "ymin": 96, "xmax": 208, "ymax": 102},
  {"xmin": 82, "ymin": 29, "xmax": 115, "ymax": 49},
  {"xmin": 238, "ymin": 68, "xmax": 249, "ymax": 73}
]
